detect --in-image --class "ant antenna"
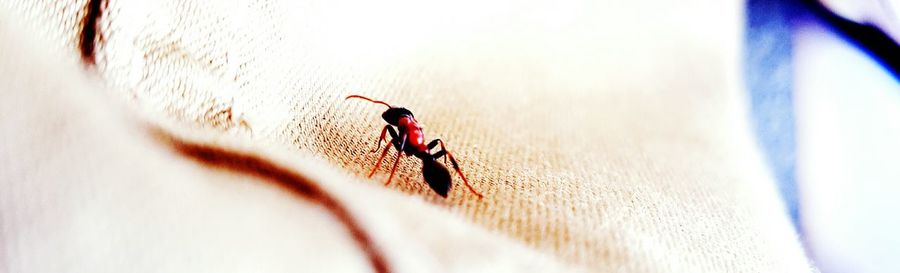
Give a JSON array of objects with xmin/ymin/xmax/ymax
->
[{"xmin": 346, "ymin": 95, "xmax": 392, "ymax": 108}]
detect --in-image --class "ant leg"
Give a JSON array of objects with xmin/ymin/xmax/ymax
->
[
  {"xmin": 367, "ymin": 127, "xmax": 401, "ymax": 177},
  {"xmin": 384, "ymin": 134, "xmax": 407, "ymax": 186},
  {"xmin": 368, "ymin": 141, "xmax": 394, "ymax": 178},
  {"xmin": 427, "ymin": 139, "xmax": 448, "ymax": 164},
  {"xmin": 370, "ymin": 125, "xmax": 398, "ymax": 153},
  {"xmin": 429, "ymin": 139, "xmax": 483, "ymax": 199}
]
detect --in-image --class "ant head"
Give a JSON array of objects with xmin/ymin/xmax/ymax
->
[
  {"xmin": 421, "ymin": 159, "xmax": 452, "ymax": 198},
  {"xmin": 381, "ymin": 107, "xmax": 414, "ymax": 126}
]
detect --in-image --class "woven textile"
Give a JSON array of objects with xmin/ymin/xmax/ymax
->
[{"xmin": 1, "ymin": 0, "xmax": 813, "ymax": 272}]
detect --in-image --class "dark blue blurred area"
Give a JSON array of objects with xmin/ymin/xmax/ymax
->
[
  {"xmin": 745, "ymin": 0, "xmax": 801, "ymax": 229},
  {"xmin": 745, "ymin": 0, "xmax": 899, "ymax": 236}
]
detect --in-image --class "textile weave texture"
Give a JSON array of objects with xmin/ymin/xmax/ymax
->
[{"xmin": 0, "ymin": 0, "xmax": 813, "ymax": 272}]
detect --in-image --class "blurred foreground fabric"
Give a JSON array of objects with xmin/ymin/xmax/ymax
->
[{"xmin": 0, "ymin": 0, "xmax": 813, "ymax": 272}]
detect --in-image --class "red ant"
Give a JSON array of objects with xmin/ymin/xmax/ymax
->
[{"xmin": 346, "ymin": 95, "xmax": 483, "ymax": 199}]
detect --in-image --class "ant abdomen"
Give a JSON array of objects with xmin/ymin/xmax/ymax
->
[{"xmin": 421, "ymin": 159, "xmax": 452, "ymax": 197}]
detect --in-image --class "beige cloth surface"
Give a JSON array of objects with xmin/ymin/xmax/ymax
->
[
  {"xmin": 1, "ymin": 0, "xmax": 813, "ymax": 272},
  {"xmin": 0, "ymin": 12, "xmax": 576, "ymax": 273}
]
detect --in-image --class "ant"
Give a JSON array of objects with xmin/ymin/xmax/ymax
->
[{"xmin": 346, "ymin": 95, "xmax": 483, "ymax": 199}]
